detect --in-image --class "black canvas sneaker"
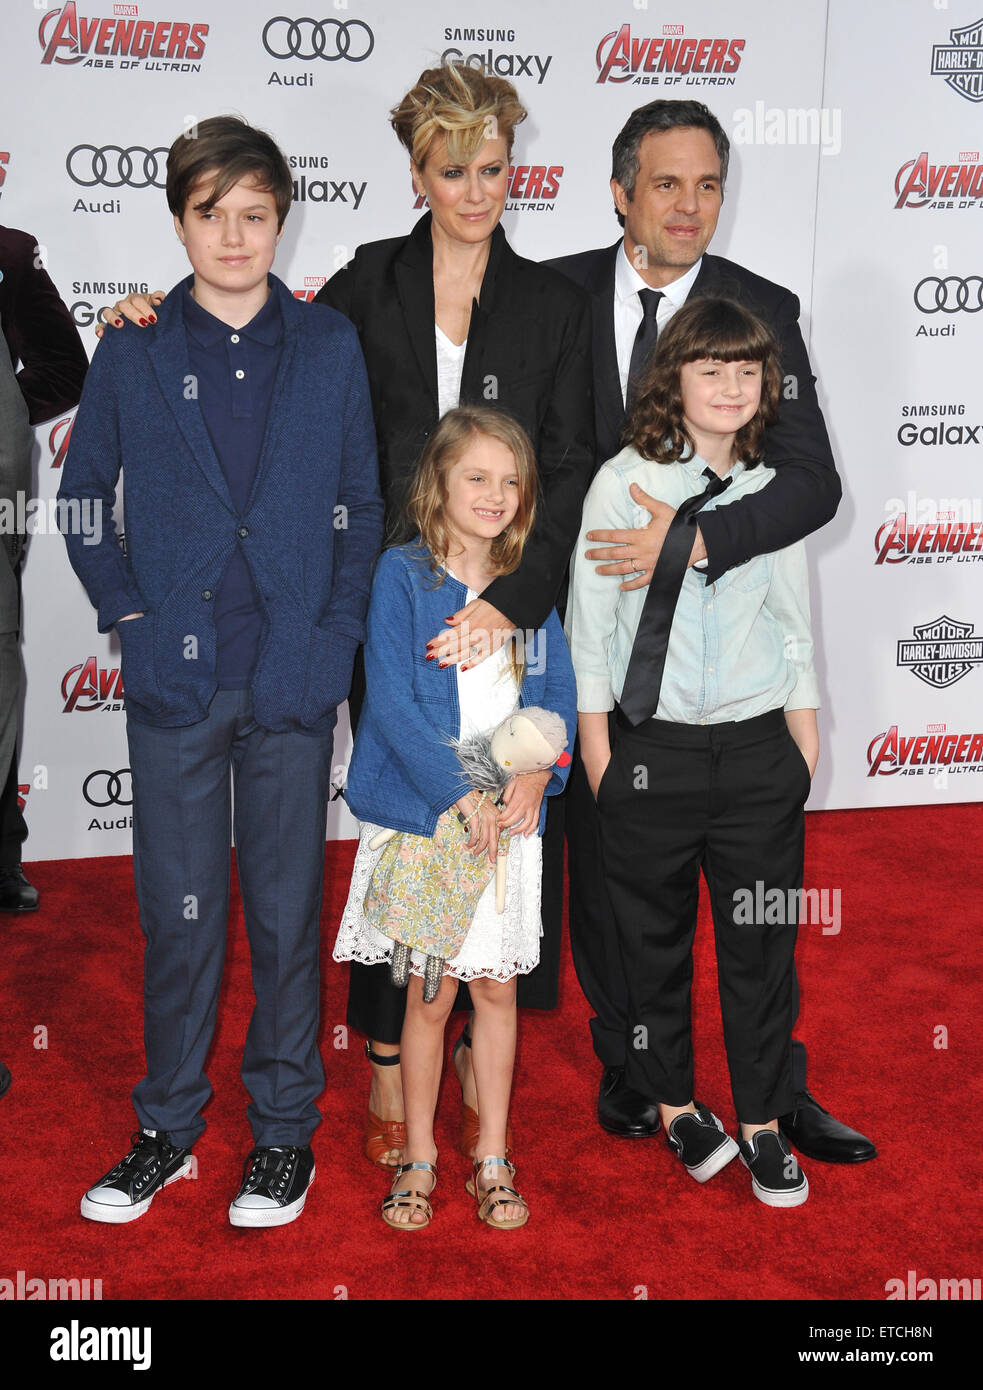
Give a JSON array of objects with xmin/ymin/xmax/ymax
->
[
  {"xmin": 228, "ymin": 1145, "xmax": 315, "ymax": 1228},
  {"xmin": 665, "ymin": 1101, "xmax": 740, "ymax": 1182},
  {"xmin": 738, "ymin": 1128, "xmax": 809, "ymax": 1207},
  {"xmin": 81, "ymin": 1129, "xmax": 193, "ymax": 1223}
]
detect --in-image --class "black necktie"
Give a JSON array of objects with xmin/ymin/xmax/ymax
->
[
  {"xmin": 626, "ymin": 289, "xmax": 664, "ymax": 409},
  {"xmin": 618, "ymin": 467, "xmax": 731, "ymax": 727}
]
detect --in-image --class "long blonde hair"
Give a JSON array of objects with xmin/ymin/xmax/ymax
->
[{"xmin": 406, "ymin": 406, "xmax": 538, "ymax": 583}]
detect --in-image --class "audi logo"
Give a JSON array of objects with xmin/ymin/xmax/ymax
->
[
  {"xmin": 83, "ymin": 769, "xmax": 133, "ymax": 807},
  {"xmin": 67, "ymin": 145, "xmax": 169, "ymax": 190},
  {"xmin": 262, "ymin": 16, "xmax": 374, "ymax": 61},
  {"xmin": 913, "ymin": 275, "xmax": 983, "ymax": 314}
]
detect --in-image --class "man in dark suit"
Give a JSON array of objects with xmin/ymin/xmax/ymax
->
[
  {"xmin": 551, "ymin": 99, "xmax": 874, "ymax": 1164},
  {"xmin": 0, "ymin": 224, "xmax": 89, "ymax": 910},
  {"xmin": 0, "ymin": 345, "xmax": 32, "ymax": 1097}
]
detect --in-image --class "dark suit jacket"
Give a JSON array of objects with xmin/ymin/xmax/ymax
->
[
  {"xmin": 58, "ymin": 276, "xmax": 383, "ymax": 731},
  {"xmin": 0, "ymin": 348, "xmax": 31, "ymax": 633},
  {"xmin": 314, "ymin": 211, "xmax": 594, "ymax": 631},
  {"xmin": 548, "ymin": 241, "xmax": 841, "ymax": 583},
  {"xmin": 0, "ymin": 225, "xmax": 88, "ymax": 426}
]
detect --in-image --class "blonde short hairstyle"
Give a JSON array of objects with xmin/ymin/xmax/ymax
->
[{"xmin": 390, "ymin": 62, "xmax": 527, "ymax": 168}]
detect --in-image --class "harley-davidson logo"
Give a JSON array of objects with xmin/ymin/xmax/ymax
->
[{"xmin": 896, "ymin": 615, "xmax": 983, "ymax": 687}]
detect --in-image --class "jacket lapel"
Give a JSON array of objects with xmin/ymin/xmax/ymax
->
[
  {"xmin": 459, "ymin": 223, "xmax": 507, "ymax": 402},
  {"xmin": 245, "ymin": 278, "xmax": 297, "ymax": 513},
  {"xmin": 394, "ymin": 214, "xmax": 439, "ymax": 411},
  {"xmin": 147, "ymin": 305, "xmax": 232, "ymax": 511},
  {"xmin": 588, "ymin": 243, "xmax": 624, "ymax": 456}
]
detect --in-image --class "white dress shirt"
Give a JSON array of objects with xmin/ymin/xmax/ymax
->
[{"xmin": 614, "ymin": 247, "xmax": 703, "ymax": 404}]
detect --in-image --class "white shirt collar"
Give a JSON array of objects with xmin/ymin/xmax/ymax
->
[{"xmin": 616, "ymin": 242, "xmax": 703, "ymax": 312}]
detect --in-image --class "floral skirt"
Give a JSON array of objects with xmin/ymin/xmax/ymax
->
[{"xmin": 334, "ymin": 816, "xmax": 543, "ymax": 984}]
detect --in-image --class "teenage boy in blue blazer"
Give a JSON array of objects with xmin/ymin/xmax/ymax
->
[{"xmin": 59, "ymin": 117, "xmax": 383, "ymax": 1228}]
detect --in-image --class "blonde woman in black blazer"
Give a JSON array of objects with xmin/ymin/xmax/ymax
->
[{"xmin": 315, "ymin": 63, "xmax": 594, "ymax": 1168}]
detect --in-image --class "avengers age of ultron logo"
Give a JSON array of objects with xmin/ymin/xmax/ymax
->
[
  {"xmin": 874, "ymin": 513, "xmax": 983, "ymax": 564},
  {"xmin": 894, "ymin": 151, "xmax": 983, "ymax": 208},
  {"xmin": 292, "ymin": 275, "xmax": 327, "ymax": 302},
  {"xmin": 596, "ymin": 25, "xmax": 744, "ymax": 85},
  {"xmin": 867, "ymin": 724, "xmax": 983, "ymax": 776},
  {"xmin": 39, "ymin": 3, "xmax": 208, "ymax": 70},
  {"xmin": 412, "ymin": 164, "xmax": 564, "ymax": 213},
  {"xmin": 48, "ymin": 416, "xmax": 74, "ymax": 469},
  {"xmin": 61, "ymin": 658, "xmax": 124, "ymax": 713}
]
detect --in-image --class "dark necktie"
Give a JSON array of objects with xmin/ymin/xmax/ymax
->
[
  {"xmin": 618, "ymin": 467, "xmax": 731, "ymax": 727},
  {"xmin": 626, "ymin": 288, "xmax": 664, "ymax": 409}
]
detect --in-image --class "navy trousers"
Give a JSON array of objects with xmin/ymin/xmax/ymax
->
[{"xmin": 126, "ymin": 689, "xmax": 335, "ymax": 1149}]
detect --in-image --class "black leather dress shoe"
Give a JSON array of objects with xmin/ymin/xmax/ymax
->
[
  {"xmin": 597, "ymin": 1066, "xmax": 661, "ymax": 1137},
  {"xmin": 0, "ymin": 866, "xmax": 39, "ymax": 913},
  {"xmin": 779, "ymin": 1090, "xmax": 877, "ymax": 1163}
]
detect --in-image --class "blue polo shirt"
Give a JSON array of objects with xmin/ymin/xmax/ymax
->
[{"xmin": 182, "ymin": 280, "xmax": 283, "ymax": 688}]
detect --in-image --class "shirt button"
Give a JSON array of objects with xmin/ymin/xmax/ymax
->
[
  {"xmin": 706, "ymin": 603, "xmax": 713, "ymax": 612},
  {"xmin": 237, "ymin": 526, "xmax": 249, "ymax": 538},
  {"xmin": 708, "ymin": 666, "xmax": 714, "ymax": 674},
  {"xmin": 235, "ymin": 369, "xmax": 245, "ymax": 380},
  {"xmin": 201, "ymin": 589, "xmax": 213, "ymax": 601},
  {"xmin": 700, "ymin": 718, "xmax": 707, "ymax": 725},
  {"xmin": 230, "ymin": 334, "xmax": 240, "ymax": 343}
]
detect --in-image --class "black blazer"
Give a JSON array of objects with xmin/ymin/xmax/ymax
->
[
  {"xmin": 0, "ymin": 225, "xmax": 88, "ymax": 426},
  {"xmin": 548, "ymin": 241, "xmax": 841, "ymax": 584},
  {"xmin": 315, "ymin": 212, "xmax": 594, "ymax": 631}
]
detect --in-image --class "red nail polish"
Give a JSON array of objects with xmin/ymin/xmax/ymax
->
[
  {"xmin": 139, "ymin": 318, "xmax": 148, "ymax": 326},
  {"xmin": 438, "ymin": 660, "xmax": 449, "ymax": 668},
  {"xmin": 149, "ymin": 315, "xmax": 157, "ymax": 323},
  {"xmin": 425, "ymin": 653, "xmax": 435, "ymax": 661},
  {"xmin": 460, "ymin": 664, "xmax": 469, "ymax": 672},
  {"xmin": 115, "ymin": 319, "xmax": 123, "ymax": 327}
]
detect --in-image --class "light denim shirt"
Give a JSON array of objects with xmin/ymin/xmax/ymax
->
[{"xmin": 566, "ymin": 447, "xmax": 820, "ymax": 723}]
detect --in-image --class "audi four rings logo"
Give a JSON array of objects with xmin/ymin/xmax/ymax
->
[
  {"xmin": 83, "ymin": 769, "xmax": 133, "ymax": 807},
  {"xmin": 914, "ymin": 275, "xmax": 983, "ymax": 312},
  {"xmin": 262, "ymin": 16, "xmax": 374, "ymax": 61},
  {"xmin": 67, "ymin": 145, "xmax": 169, "ymax": 189}
]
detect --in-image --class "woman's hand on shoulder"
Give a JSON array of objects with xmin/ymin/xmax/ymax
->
[
  {"xmin": 427, "ymin": 599, "xmax": 515, "ymax": 668},
  {"xmin": 94, "ymin": 289, "xmax": 166, "ymax": 339}
]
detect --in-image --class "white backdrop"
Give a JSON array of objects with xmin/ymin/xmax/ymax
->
[{"xmin": 0, "ymin": 0, "xmax": 979, "ymax": 859}]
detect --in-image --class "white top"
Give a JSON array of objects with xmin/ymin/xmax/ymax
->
[
  {"xmin": 435, "ymin": 324, "xmax": 467, "ymax": 417},
  {"xmin": 614, "ymin": 245, "xmax": 703, "ymax": 403}
]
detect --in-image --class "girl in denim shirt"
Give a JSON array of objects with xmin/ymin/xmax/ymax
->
[{"xmin": 336, "ymin": 406, "xmax": 575, "ymax": 1230}]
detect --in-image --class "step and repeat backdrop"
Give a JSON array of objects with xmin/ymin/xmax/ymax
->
[{"xmin": 0, "ymin": 0, "xmax": 980, "ymax": 859}]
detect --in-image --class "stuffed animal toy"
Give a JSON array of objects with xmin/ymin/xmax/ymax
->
[{"xmin": 363, "ymin": 707, "xmax": 570, "ymax": 1001}]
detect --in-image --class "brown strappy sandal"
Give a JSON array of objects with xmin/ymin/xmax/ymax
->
[
  {"xmin": 466, "ymin": 1155, "xmax": 529, "ymax": 1231},
  {"xmin": 364, "ymin": 1042, "xmax": 406, "ymax": 1169},
  {"xmin": 381, "ymin": 1160, "xmax": 437, "ymax": 1231}
]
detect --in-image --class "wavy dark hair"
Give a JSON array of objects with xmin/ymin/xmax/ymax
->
[{"xmin": 625, "ymin": 297, "xmax": 781, "ymax": 466}]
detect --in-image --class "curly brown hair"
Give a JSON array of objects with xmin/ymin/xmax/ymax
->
[{"xmin": 625, "ymin": 297, "xmax": 781, "ymax": 466}]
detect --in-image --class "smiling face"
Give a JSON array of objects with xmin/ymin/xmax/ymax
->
[
  {"xmin": 680, "ymin": 358, "xmax": 762, "ymax": 456},
  {"xmin": 174, "ymin": 170, "xmax": 282, "ymax": 317},
  {"xmin": 442, "ymin": 434, "xmax": 520, "ymax": 554},
  {"xmin": 412, "ymin": 135, "xmax": 509, "ymax": 247},
  {"xmin": 612, "ymin": 127, "xmax": 722, "ymax": 286}
]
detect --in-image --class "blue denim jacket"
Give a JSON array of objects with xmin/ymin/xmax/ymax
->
[{"xmin": 345, "ymin": 543, "xmax": 577, "ymax": 836}]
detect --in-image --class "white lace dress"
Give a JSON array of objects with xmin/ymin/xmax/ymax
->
[{"xmin": 334, "ymin": 608, "xmax": 543, "ymax": 984}]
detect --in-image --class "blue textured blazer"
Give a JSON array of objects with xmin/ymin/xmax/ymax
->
[
  {"xmin": 59, "ymin": 275, "xmax": 383, "ymax": 732},
  {"xmin": 345, "ymin": 543, "xmax": 577, "ymax": 837}
]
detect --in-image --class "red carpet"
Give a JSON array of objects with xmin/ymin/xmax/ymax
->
[{"xmin": 2, "ymin": 804, "xmax": 980, "ymax": 1302}]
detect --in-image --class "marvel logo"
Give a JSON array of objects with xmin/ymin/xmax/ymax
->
[
  {"xmin": 959, "ymin": 150, "xmax": 980, "ymax": 160},
  {"xmin": 663, "ymin": 24, "xmax": 684, "ymax": 35}
]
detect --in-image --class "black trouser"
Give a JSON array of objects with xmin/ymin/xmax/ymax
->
[
  {"xmin": 344, "ymin": 647, "xmax": 566, "ymax": 1044},
  {"xmin": 567, "ymin": 720, "xmax": 809, "ymax": 1093},
  {"xmin": 0, "ymin": 562, "xmax": 26, "ymax": 868},
  {"xmin": 597, "ymin": 708, "xmax": 809, "ymax": 1124}
]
